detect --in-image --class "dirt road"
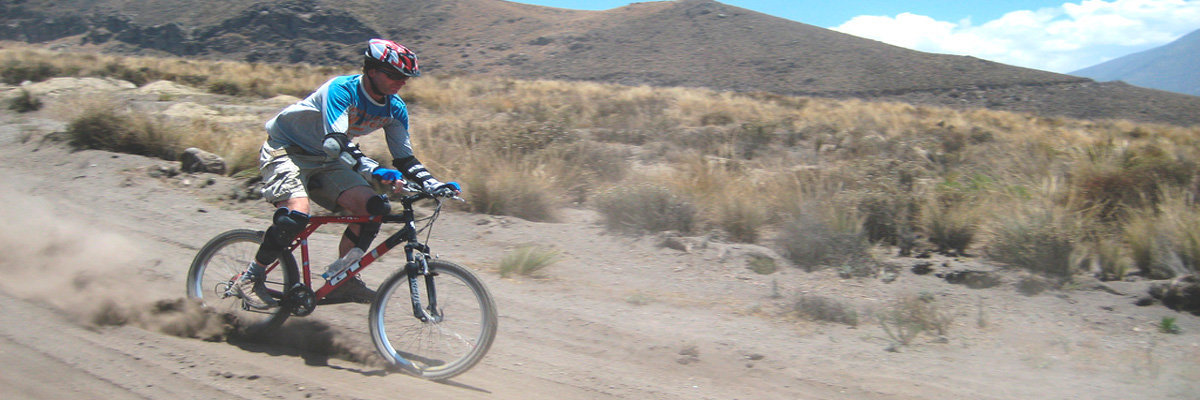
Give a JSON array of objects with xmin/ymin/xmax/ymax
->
[{"xmin": 1, "ymin": 106, "xmax": 1198, "ymax": 399}]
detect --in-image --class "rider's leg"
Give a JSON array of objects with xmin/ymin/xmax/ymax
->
[
  {"xmin": 252, "ymin": 197, "xmax": 311, "ymax": 267},
  {"xmin": 236, "ymin": 197, "xmax": 311, "ymax": 309},
  {"xmin": 325, "ymin": 185, "xmax": 383, "ymax": 304},
  {"xmin": 335, "ymin": 185, "xmax": 382, "ymax": 256}
]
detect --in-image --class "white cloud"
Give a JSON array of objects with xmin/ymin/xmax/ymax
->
[{"xmin": 832, "ymin": 0, "xmax": 1200, "ymax": 73}]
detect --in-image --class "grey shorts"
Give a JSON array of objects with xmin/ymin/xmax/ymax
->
[{"xmin": 258, "ymin": 142, "xmax": 370, "ymax": 213}]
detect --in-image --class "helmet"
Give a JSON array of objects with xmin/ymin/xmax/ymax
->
[{"xmin": 364, "ymin": 38, "xmax": 420, "ymax": 77}]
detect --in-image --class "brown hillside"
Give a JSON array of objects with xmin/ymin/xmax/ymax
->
[{"xmin": 3, "ymin": 0, "xmax": 1198, "ymax": 125}]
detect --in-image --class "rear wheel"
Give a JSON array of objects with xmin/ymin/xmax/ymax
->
[
  {"xmin": 186, "ymin": 229, "xmax": 297, "ymax": 338},
  {"xmin": 369, "ymin": 259, "xmax": 497, "ymax": 380}
]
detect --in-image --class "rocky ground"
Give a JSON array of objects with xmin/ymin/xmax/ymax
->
[{"xmin": 1, "ymin": 78, "xmax": 1199, "ymax": 399}]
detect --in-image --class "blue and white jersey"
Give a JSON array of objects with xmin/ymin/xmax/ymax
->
[{"xmin": 265, "ymin": 74, "xmax": 414, "ymax": 166}]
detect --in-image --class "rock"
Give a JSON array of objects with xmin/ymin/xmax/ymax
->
[
  {"xmin": 1016, "ymin": 274, "xmax": 1054, "ymax": 296},
  {"xmin": 939, "ymin": 270, "xmax": 1002, "ymax": 289},
  {"xmin": 1149, "ymin": 275, "xmax": 1200, "ymax": 315},
  {"xmin": 180, "ymin": 147, "xmax": 227, "ymax": 175},
  {"xmin": 661, "ymin": 235, "xmax": 691, "ymax": 252}
]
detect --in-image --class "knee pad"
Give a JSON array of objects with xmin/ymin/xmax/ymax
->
[
  {"xmin": 366, "ymin": 194, "xmax": 391, "ymax": 216},
  {"xmin": 268, "ymin": 207, "xmax": 311, "ymax": 246},
  {"xmin": 255, "ymin": 208, "xmax": 310, "ymax": 265}
]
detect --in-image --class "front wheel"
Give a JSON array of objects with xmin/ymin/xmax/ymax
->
[
  {"xmin": 369, "ymin": 259, "xmax": 497, "ymax": 380},
  {"xmin": 186, "ymin": 229, "xmax": 297, "ymax": 338}
]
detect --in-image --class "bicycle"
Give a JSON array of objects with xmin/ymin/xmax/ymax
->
[{"xmin": 186, "ymin": 181, "xmax": 497, "ymax": 380}]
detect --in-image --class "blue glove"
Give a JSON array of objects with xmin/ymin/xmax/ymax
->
[{"xmin": 372, "ymin": 168, "xmax": 403, "ymax": 182}]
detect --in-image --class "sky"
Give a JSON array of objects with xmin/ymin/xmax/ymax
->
[{"xmin": 508, "ymin": 0, "xmax": 1200, "ymax": 73}]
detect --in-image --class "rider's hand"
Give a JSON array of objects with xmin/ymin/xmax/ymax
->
[
  {"xmin": 428, "ymin": 181, "xmax": 461, "ymax": 197},
  {"xmin": 372, "ymin": 168, "xmax": 403, "ymax": 183}
]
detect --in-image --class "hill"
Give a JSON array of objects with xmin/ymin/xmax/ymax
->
[
  {"xmin": 1072, "ymin": 28, "xmax": 1200, "ymax": 97},
  {"xmin": 3, "ymin": 0, "xmax": 1199, "ymax": 126}
]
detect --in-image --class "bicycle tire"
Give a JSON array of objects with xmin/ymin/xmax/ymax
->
[
  {"xmin": 369, "ymin": 259, "xmax": 498, "ymax": 380},
  {"xmin": 186, "ymin": 229, "xmax": 298, "ymax": 339}
]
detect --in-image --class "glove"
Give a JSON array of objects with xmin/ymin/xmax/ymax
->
[
  {"xmin": 371, "ymin": 168, "xmax": 403, "ymax": 182},
  {"xmin": 428, "ymin": 181, "xmax": 461, "ymax": 196}
]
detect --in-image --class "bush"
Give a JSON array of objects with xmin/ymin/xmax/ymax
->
[
  {"xmin": 713, "ymin": 193, "xmax": 770, "ymax": 243},
  {"xmin": 66, "ymin": 108, "xmax": 182, "ymax": 159},
  {"xmin": 1074, "ymin": 143, "xmax": 1196, "ymax": 222},
  {"xmin": 856, "ymin": 191, "xmax": 920, "ymax": 246},
  {"xmin": 1125, "ymin": 192, "xmax": 1200, "ymax": 279},
  {"xmin": 460, "ymin": 160, "xmax": 561, "ymax": 222},
  {"xmin": 207, "ymin": 80, "xmax": 244, "ymax": 96},
  {"xmin": 1, "ymin": 60, "xmax": 60, "ymax": 84},
  {"xmin": 923, "ymin": 203, "xmax": 980, "ymax": 255},
  {"xmin": 985, "ymin": 210, "xmax": 1076, "ymax": 278},
  {"xmin": 879, "ymin": 294, "xmax": 954, "ymax": 346},
  {"xmin": 793, "ymin": 295, "xmax": 858, "ymax": 326},
  {"xmin": 7, "ymin": 89, "xmax": 42, "ymax": 112},
  {"xmin": 499, "ymin": 245, "xmax": 561, "ymax": 278},
  {"xmin": 594, "ymin": 184, "xmax": 697, "ymax": 234},
  {"xmin": 776, "ymin": 209, "xmax": 869, "ymax": 272}
]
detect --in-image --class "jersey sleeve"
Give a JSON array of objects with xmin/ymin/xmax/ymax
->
[
  {"xmin": 384, "ymin": 99, "xmax": 415, "ymax": 160},
  {"xmin": 322, "ymin": 80, "xmax": 357, "ymax": 135}
]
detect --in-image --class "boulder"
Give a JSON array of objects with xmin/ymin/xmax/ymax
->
[
  {"xmin": 1149, "ymin": 275, "xmax": 1200, "ymax": 315},
  {"xmin": 180, "ymin": 147, "xmax": 227, "ymax": 175}
]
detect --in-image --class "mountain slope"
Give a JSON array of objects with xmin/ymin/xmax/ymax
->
[
  {"xmin": 1072, "ymin": 28, "xmax": 1200, "ymax": 97},
  {"xmin": 3, "ymin": 0, "xmax": 1199, "ymax": 126}
]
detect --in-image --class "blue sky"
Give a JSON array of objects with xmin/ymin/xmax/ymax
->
[{"xmin": 508, "ymin": 0, "xmax": 1200, "ymax": 73}]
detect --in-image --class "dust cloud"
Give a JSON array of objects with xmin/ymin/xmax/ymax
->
[{"xmin": 0, "ymin": 182, "xmax": 380, "ymax": 366}]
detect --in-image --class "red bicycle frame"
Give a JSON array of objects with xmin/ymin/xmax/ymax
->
[{"xmin": 273, "ymin": 215, "xmax": 398, "ymax": 301}]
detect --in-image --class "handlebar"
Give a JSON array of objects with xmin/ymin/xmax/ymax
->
[{"xmin": 394, "ymin": 180, "xmax": 464, "ymax": 203}]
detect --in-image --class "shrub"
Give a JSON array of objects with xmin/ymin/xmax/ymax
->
[
  {"xmin": 66, "ymin": 107, "xmax": 182, "ymax": 160},
  {"xmin": 99, "ymin": 62, "xmax": 161, "ymax": 86},
  {"xmin": 460, "ymin": 158, "xmax": 561, "ymax": 222},
  {"xmin": 713, "ymin": 193, "xmax": 770, "ymax": 243},
  {"xmin": 1124, "ymin": 212, "xmax": 1174, "ymax": 279},
  {"xmin": 1091, "ymin": 238, "xmax": 1130, "ymax": 281},
  {"xmin": 747, "ymin": 254, "xmax": 777, "ymax": 275},
  {"xmin": 1160, "ymin": 317, "xmax": 1182, "ymax": 334},
  {"xmin": 499, "ymin": 245, "xmax": 560, "ymax": 278},
  {"xmin": 879, "ymin": 294, "xmax": 954, "ymax": 346},
  {"xmin": 1073, "ymin": 143, "xmax": 1196, "ymax": 222},
  {"xmin": 1126, "ymin": 190, "xmax": 1200, "ymax": 279},
  {"xmin": 776, "ymin": 209, "xmax": 869, "ymax": 271},
  {"xmin": 856, "ymin": 190, "xmax": 920, "ymax": 246},
  {"xmin": 985, "ymin": 209, "xmax": 1076, "ymax": 279},
  {"xmin": 7, "ymin": 89, "xmax": 42, "ymax": 112},
  {"xmin": 793, "ymin": 295, "xmax": 858, "ymax": 326},
  {"xmin": 594, "ymin": 184, "xmax": 697, "ymax": 234},
  {"xmin": 207, "ymin": 80, "xmax": 244, "ymax": 96},
  {"xmin": 922, "ymin": 202, "xmax": 981, "ymax": 255},
  {"xmin": 1, "ymin": 60, "xmax": 60, "ymax": 84}
]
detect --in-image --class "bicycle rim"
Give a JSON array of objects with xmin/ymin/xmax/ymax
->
[
  {"xmin": 369, "ymin": 259, "xmax": 497, "ymax": 380},
  {"xmin": 186, "ymin": 229, "xmax": 295, "ymax": 338}
]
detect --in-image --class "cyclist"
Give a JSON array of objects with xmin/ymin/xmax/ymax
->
[{"xmin": 236, "ymin": 38, "xmax": 458, "ymax": 309}]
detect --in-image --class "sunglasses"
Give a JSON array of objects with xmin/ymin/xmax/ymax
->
[{"xmin": 378, "ymin": 68, "xmax": 410, "ymax": 81}]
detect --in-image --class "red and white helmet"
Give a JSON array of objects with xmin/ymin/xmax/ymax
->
[{"xmin": 364, "ymin": 38, "xmax": 420, "ymax": 77}]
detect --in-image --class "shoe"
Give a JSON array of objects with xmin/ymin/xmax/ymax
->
[
  {"xmin": 321, "ymin": 276, "xmax": 377, "ymax": 305},
  {"xmin": 234, "ymin": 270, "xmax": 277, "ymax": 310}
]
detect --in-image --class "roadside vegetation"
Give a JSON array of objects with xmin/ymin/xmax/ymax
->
[{"xmin": 6, "ymin": 46, "xmax": 1200, "ymax": 284}]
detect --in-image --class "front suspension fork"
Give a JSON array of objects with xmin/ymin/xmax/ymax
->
[{"xmin": 405, "ymin": 245, "xmax": 442, "ymax": 323}]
